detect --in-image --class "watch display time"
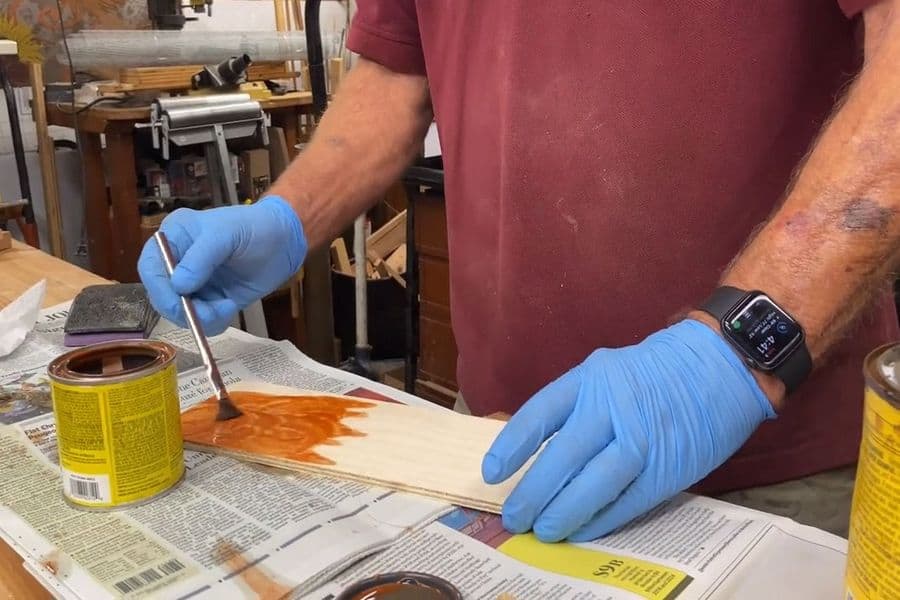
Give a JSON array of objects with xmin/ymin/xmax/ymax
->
[{"xmin": 725, "ymin": 295, "xmax": 802, "ymax": 366}]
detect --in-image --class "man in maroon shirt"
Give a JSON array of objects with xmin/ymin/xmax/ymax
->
[{"xmin": 139, "ymin": 1, "xmax": 900, "ymax": 540}]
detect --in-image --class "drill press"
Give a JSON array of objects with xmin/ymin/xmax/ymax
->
[{"xmin": 148, "ymin": 0, "xmax": 213, "ymax": 30}]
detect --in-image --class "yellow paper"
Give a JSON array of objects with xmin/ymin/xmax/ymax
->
[{"xmin": 499, "ymin": 534, "xmax": 692, "ymax": 600}]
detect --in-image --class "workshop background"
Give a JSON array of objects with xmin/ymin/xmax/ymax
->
[{"xmin": 0, "ymin": 0, "xmax": 457, "ymax": 407}]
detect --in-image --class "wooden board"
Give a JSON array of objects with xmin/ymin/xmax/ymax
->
[
  {"xmin": 367, "ymin": 210, "xmax": 407, "ymax": 260},
  {"xmin": 28, "ymin": 63, "xmax": 64, "ymax": 259},
  {"xmin": 98, "ymin": 63, "xmax": 298, "ymax": 94},
  {"xmin": 329, "ymin": 238, "xmax": 352, "ymax": 275},
  {"xmin": 0, "ymin": 539, "xmax": 50, "ymax": 600},
  {"xmin": 180, "ymin": 381, "xmax": 530, "ymax": 512},
  {"xmin": 385, "ymin": 244, "xmax": 407, "ymax": 275}
]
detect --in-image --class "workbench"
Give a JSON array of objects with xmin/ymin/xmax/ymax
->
[
  {"xmin": 0, "ymin": 243, "xmax": 854, "ymax": 600},
  {"xmin": 0, "ymin": 240, "xmax": 106, "ymax": 598},
  {"xmin": 46, "ymin": 92, "xmax": 314, "ymax": 284}
]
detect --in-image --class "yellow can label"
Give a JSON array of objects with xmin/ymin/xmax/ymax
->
[
  {"xmin": 845, "ymin": 387, "xmax": 900, "ymax": 600},
  {"xmin": 51, "ymin": 364, "xmax": 185, "ymax": 508}
]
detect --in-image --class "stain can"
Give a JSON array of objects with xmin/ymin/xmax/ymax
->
[
  {"xmin": 335, "ymin": 572, "xmax": 463, "ymax": 600},
  {"xmin": 845, "ymin": 343, "xmax": 900, "ymax": 600},
  {"xmin": 47, "ymin": 340, "xmax": 185, "ymax": 510}
]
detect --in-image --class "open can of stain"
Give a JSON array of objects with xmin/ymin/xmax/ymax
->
[
  {"xmin": 47, "ymin": 340, "xmax": 185, "ymax": 510},
  {"xmin": 844, "ymin": 342, "xmax": 900, "ymax": 599},
  {"xmin": 335, "ymin": 572, "xmax": 463, "ymax": 600}
]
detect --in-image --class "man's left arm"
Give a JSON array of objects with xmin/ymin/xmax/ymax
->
[
  {"xmin": 481, "ymin": 1, "xmax": 900, "ymax": 543},
  {"xmin": 698, "ymin": 1, "xmax": 900, "ymax": 410}
]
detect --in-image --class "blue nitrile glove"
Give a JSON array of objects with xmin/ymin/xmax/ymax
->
[
  {"xmin": 137, "ymin": 196, "xmax": 307, "ymax": 336},
  {"xmin": 481, "ymin": 318, "xmax": 777, "ymax": 543}
]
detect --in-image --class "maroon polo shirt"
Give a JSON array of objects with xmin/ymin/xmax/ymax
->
[{"xmin": 347, "ymin": 1, "xmax": 899, "ymax": 493}]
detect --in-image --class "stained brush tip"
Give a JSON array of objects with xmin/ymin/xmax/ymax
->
[{"xmin": 215, "ymin": 394, "xmax": 243, "ymax": 421}]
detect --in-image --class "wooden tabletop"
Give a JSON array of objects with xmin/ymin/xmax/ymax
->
[
  {"xmin": 0, "ymin": 241, "xmax": 110, "ymax": 599},
  {"xmin": 0, "ymin": 240, "xmax": 109, "ymax": 310}
]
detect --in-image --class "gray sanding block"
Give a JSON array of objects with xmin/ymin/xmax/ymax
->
[{"xmin": 64, "ymin": 283, "xmax": 159, "ymax": 347}]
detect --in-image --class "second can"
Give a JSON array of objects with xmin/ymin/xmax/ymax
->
[{"xmin": 844, "ymin": 342, "xmax": 900, "ymax": 600}]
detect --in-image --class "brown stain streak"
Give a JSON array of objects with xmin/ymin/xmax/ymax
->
[
  {"xmin": 181, "ymin": 391, "xmax": 375, "ymax": 465},
  {"xmin": 40, "ymin": 557, "xmax": 58, "ymax": 576},
  {"xmin": 214, "ymin": 541, "xmax": 291, "ymax": 600}
]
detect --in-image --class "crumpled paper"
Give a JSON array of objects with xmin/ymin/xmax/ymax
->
[{"xmin": 0, "ymin": 279, "xmax": 47, "ymax": 358}]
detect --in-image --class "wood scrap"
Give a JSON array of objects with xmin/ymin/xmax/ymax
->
[
  {"xmin": 329, "ymin": 238, "xmax": 352, "ymax": 275},
  {"xmin": 267, "ymin": 127, "xmax": 291, "ymax": 179},
  {"xmin": 0, "ymin": 231, "xmax": 11, "ymax": 252},
  {"xmin": 328, "ymin": 57, "xmax": 344, "ymax": 95},
  {"xmin": 366, "ymin": 210, "xmax": 406, "ymax": 260},
  {"xmin": 385, "ymin": 244, "xmax": 407, "ymax": 275},
  {"xmin": 179, "ymin": 381, "xmax": 531, "ymax": 513},
  {"xmin": 367, "ymin": 248, "xmax": 405, "ymax": 288}
]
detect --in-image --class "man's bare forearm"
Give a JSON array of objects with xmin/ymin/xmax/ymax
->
[
  {"xmin": 692, "ymin": 3, "xmax": 900, "ymax": 407},
  {"xmin": 267, "ymin": 57, "xmax": 432, "ymax": 250}
]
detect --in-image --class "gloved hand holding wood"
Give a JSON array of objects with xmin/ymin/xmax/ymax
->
[{"xmin": 481, "ymin": 319, "xmax": 776, "ymax": 542}]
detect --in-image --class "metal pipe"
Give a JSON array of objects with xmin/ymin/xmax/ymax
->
[
  {"xmin": 353, "ymin": 216, "xmax": 369, "ymax": 352},
  {"xmin": 154, "ymin": 93, "xmax": 252, "ymax": 111},
  {"xmin": 58, "ymin": 30, "xmax": 338, "ymax": 70},
  {"xmin": 0, "ymin": 60, "xmax": 32, "ymax": 218},
  {"xmin": 163, "ymin": 102, "xmax": 262, "ymax": 129},
  {"xmin": 305, "ymin": 0, "xmax": 328, "ymax": 117}
]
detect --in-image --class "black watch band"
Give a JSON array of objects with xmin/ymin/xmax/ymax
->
[{"xmin": 700, "ymin": 286, "xmax": 812, "ymax": 394}]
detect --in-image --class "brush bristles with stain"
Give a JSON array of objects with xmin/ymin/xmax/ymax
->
[
  {"xmin": 153, "ymin": 231, "xmax": 243, "ymax": 422},
  {"xmin": 216, "ymin": 391, "xmax": 243, "ymax": 421}
]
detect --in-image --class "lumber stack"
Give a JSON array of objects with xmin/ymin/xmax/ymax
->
[{"xmin": 330, "ymin": 211, "xmax": 407, "ymax": 287}]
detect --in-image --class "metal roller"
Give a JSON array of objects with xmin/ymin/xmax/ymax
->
[
  {"xmin": 153, "ymin": 93, "xmax": 252, "ymax": 112},
  {"xmin": 163, "ymin": 101, "xmax": 262, "ymax": 129}
]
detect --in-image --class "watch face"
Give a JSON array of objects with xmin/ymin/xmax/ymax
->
[{"xmin": 723, "ymin": 294, "xmax": 803, "ymax": 369}]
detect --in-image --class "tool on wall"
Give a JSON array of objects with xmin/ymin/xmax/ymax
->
[
  {"xmin": 148, "ymin": 0, "xmax": 213, "ymax": 30},
  {"xmin": 191, "ymin": 54, "xmax": 252, "ymax": 92}
]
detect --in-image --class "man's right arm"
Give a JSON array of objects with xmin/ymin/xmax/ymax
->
[
  {"xmin": 268, "ymin": 56, "xmax": 433, "ymax": 250},
  {"xmin": 137, "ymin": 57, "xmax": 432, "ymax": 334}
]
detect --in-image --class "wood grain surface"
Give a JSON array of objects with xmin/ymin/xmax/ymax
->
[
  {"xmin": 0, "ymin": 240, "xmax": 108, "ymax": 310},
  {"xmin": 181, "ymin": 382, "xmax": 529, "ymax": 512}
]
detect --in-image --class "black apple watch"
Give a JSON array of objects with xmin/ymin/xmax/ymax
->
[{"xmin": 699, "ymin": 286, "xmax": 812, "ymax": 394}]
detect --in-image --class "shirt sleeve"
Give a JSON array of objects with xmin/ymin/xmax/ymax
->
[
  {"xmin": 837, "ymin": 0, "xmax": 882, "ymax": 17},
  {"xmin": 347, "ymin": 0, "xmax": 426, "ymax": 75}
]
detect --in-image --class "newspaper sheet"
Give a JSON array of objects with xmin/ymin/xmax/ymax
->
[
  {"xmin": 0, "ymin": 301, "xmax": 450, "ymax": 599},
  {"xmin": 303, "ymin": 495, "xmax": 849, "ymax": 600},
  {"xmin": 1, "ymin": 301, "xmax": 851, "ymax": 599}
]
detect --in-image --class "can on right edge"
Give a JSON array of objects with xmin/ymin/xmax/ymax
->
[{"xmin": 845, "ymin": 343, "xmax": 900, "ymax": 600}]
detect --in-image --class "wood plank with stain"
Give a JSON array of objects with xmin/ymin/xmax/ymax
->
[{"xmin": 180, "ymin": 381, "xmax": 527, "ymax": 513}]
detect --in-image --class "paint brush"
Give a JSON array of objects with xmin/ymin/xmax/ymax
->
[{"xmin": 153, "ymin": 231, "xmax": 243, "ymax": 421}]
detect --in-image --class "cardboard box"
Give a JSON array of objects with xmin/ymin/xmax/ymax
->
[{"xmin": 238, "ymin": 149, "xmax": 271, "ymax": 202}]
